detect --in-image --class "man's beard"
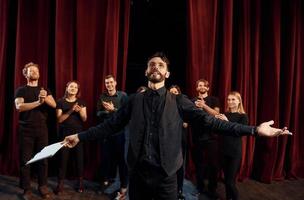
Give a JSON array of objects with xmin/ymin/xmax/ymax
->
[
  {"xmin": 29, "ymin": 75, "xmax": 39, "ymax": 81},
  {"xmin": 198, "ymin": 89, "xmax": 207, "ymax": 95},
  {"xmin": 146, "ymin": 71, "xmax": 166, "ymax": 83}
]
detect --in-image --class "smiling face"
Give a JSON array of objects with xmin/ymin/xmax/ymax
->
[
  {"xmin": 196, "ymin": 81, "xmax": 209, "ymax": 94},
  {"xmin": 105, "ymin": 77, "xmax": 117, "ymax": 92},
  {"xmin": 227, "ymin": 94, "xmax": 240, "ymax": 111},
  {"xmin": 66, "ymin": 82, "xmax": 79, "ymax": 96},
  {"xmin": 145, "ymin": 57, "xmax": 170, "ymax": 83}
]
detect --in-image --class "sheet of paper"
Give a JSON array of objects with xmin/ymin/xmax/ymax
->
[{"xmin": 26, "ymin": 142, "xmax": 64, "ymax": 165}]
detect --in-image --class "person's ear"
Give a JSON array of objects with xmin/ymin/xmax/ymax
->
[
  {"xmin": 165, "ymin": 72, "xmax": 170, "ymax": 78},
  {"xmin": 145, "ymin": 69, "xmax": 148, "ymax": 77}
]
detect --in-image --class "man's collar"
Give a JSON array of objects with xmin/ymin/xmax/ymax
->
[
  {"xmin": 147, "ymin": 86, "xmax": 166, "ymax": 96},
  {"xmin": 105, "ymin": 91, "xmax": 118, "ymax": 97}
]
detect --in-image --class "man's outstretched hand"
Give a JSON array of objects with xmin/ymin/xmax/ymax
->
[
  {"xmin": 62, "ymin": 134, "xmax": 80, "ymax": 148},
  {"xmin": 257, "ymin": 120, "xmax": 292, "ymax": 137}
]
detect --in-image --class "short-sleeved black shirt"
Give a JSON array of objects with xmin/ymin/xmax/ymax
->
[
  {"xmin": 15, "ymin": 85, "xmax": 51, "ymax": 126},
  {"xmin": 191, "ymin": 95, "xmax": 220, "ymax": 143},
  {"xmin": 56, "ymin": 98, "xmax": 86, "ymax": 129}
]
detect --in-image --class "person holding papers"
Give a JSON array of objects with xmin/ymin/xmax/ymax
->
[
  {"xmin": 15, "ymin": 62, "xmax": 56, "ymax": 199},
  {"xmin": 54, "ymin": 81, "xmax": 87, "ymax": 195}
]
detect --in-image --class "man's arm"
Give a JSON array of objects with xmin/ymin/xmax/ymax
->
[
  {"xmin": 179, "ymin": 95, "xmax": 291, "ymax": 137},
  {"xmin": 194, "ymin": 98, "xmax": 219, "ymax": 116},
  {"xmin": 64, "ymin": 96, "xmax": 132, "ymax": 148},
  {"xmin": 201, "ymin": 103, "xmax": 219, "ymax": 115},
  {"xmin": 15, "ymin": 97, "xmax": 42, "ymax": 112}
]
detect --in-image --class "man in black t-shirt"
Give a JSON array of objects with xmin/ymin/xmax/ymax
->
[
  {"xmin": 191, "ymin": 79, "xmax": 220, "ymax": 199},
  {"xmin": 14, "ymin": 62, "xmax": 56, "ymax": 199}
]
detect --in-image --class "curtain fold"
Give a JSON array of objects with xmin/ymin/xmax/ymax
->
[
  {"xmin": 0, "ymin": 0, "xmax": 130, "ymax": 179},
  {"xmin": 187, "ymin": 0, "xmax": 304, "ymax": 182}
]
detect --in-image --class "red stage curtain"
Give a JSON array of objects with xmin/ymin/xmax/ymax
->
[
  {"xmin": 187, "ymin": 0, "xmax": 304, "ymax": 182},
  {"xmin": 1, "ymin": 0, "xmax": 303, "ymax": 183},
  {"xmin": 0, "ymin": 0, "xmax": 130, "ymax": 179}
]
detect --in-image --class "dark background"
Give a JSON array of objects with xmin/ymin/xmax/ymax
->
[{"xmin": 126, "ymin": 0, "xmax": 187, "ymax": 93}]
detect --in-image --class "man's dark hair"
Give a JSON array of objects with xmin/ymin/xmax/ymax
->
[
  {"xmin": 196, "ymin": 78, "xmax": 209, "ymax": 88},
  {"xmin": 147, "ymin": 52, "xmax": 170, "ymax": 70},
  {"xmin": 105, "ymin": 74, "xmax": 116, "ymax": 80},
  {"xmin": 169, "ymin": 85, "xmax": 182, "ymax": 94}
]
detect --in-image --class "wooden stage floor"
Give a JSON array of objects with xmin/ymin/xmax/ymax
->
[{"xmin": 0, "ymin": 175, "xmax": 303, "ymax": 200}]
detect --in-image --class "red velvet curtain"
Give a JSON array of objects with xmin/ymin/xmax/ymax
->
[
  {"xmin": 0, "ymin": 0, "xmax": 130, "ymax": 178},
  {"xmin": 1, "ymin": 0, "xmax": 303, "ymax": 183},
  {"xmin": 187, "ymin": 0, "xmax": 304, "ymax": 182}
]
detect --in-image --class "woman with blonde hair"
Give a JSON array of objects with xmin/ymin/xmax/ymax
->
[{"xmin": 216, "ymin": 91, "xmax": 248, "ymax": 200}]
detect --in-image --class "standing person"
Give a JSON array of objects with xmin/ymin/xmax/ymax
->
[
  {"xmin": 54, "ymin": 81, "xmax": 87, "ymax": 195},
  {"xmin": 62, "ymin": 52, "xmax": 291, "ymax": 200},
  {"xmin": 215, "ymin": 91, "xmax": 248, "ymax": 200},
  {"xmin": 191, "ymin": 79, "xmax": 220, "ymax": 199},
  {"xmin": 14, "ymin": 62, "xmax": 56, "ymax": 199},
  {"xmin": 169, "ymin": 85, "xmax": 187, "ymax": 200},
  {"xmin": 96, "ymin": 75, "xmax": 128, "ymax": 196}
]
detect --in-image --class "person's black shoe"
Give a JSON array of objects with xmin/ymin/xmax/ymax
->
[
  {"xmin": 53, "ymin": 180, "xmax": 64, "ymax": 195},
  {"xmin": 177, "ymin": 190, "xmax": 186, "ymax": 200}
]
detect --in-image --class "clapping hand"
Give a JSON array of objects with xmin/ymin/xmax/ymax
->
[
  {"xmin": 102, "ymin": 101, "xmax": 115, "ymax": 112},
  {"xmin": 215, "ymin": 113, "xmax": 229, "ymax": 121},
  {"xmin": 195, "ymin": 98, "xmax": 206, "ymax": 109},
  {"xmin": 72, "ymin": 103, "xmax": 82, "ymax": 112},
  {"xmin": 38, "ymin": 87, "xmax": 47, "ymax": 103}
]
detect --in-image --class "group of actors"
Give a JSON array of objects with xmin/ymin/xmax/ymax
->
[{"xmin": 14, "ymin": 52, "xmax": 290, "ymax": 200}]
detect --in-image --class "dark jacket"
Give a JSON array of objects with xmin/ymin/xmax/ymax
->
[{"xmin": 78, "ymin": 89, "xmax": 256, "ymax": 176}]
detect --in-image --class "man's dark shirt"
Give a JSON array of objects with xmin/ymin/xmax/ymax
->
[
  {"xmin": 15, "ymin": 85, "xmax": 51, "ymax": 126},
  {"xmin": 96, "ymin": 91, "xmax": 127, "ymax": 122},
  {"xmin": 141, "ymin": 87, "xmax": 166, "ymax": 166},
  {"xmin": 191, "ymin": 96, "xmax": 220, "ymax": 143}
]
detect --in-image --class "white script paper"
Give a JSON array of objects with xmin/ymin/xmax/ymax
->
[{"xmin": 26, "ymin": 142, "xmax": 64, "ymax": 165}]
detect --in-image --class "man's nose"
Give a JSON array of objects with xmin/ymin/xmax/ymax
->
[{"xmin": 151, "ymin": 65, "xmax": 159, "ymax": 70}]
